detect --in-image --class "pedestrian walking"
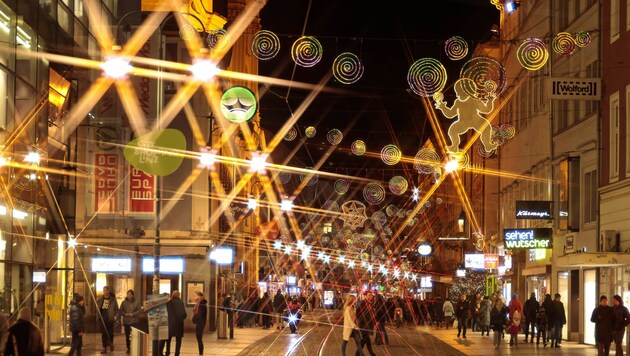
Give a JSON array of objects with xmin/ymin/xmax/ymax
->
[
  {"xmin": 96, "ymin": 286, "xmax": 119, "ymax": 354},
  {"xmin": 341, "ymin": 295, "xmax": 363, "ymax": 356},
  {"xmin": 591, "ymin": 295, "xmax": 615, "ymax": 356},
  {"xmin": 490, "ymin": 298, "xmax": 508, "ymax": 348},
  {"xmin": 550, "ymin": 293, "xmax": 566, "ymax": 348},
  {"xmin": 260, "ymin": 292, "xmax": 273, "ymax": 329},
  {"xmin": 442, "ymin": 298, "xmax": 454, "ymax": 329},
  {"xmin": 373, "ymin": 293, "xmax": 389, "ymax": 345},
  {"xmin": 355, "ymin": 291, "xmax": 377, "ymax": 356},
  {"xmin": 542, "ymin": 294, "xmax": 554, "ymax": 346},
  {"xmin": 523, "ymin": 292, "xmax": 539, "ymax": 343},
  {"xmin": 508, "ymin": 293, "xmax": 523, "ymax": 346},
  {"xmin": 192, "ymin": 291, "xmax": 207, "ymax": 355},
  {"xmin": 507, "ymin": 308, "xmax": 521, "ymax": 348},
  {"xmin": 455, "ymin": 294, "xmax": 470, "ymax": 338},
  {"xmin": 68, "ymin": 295, "xmax": 85, "ymax": 356},
  {"xmin": 118, "ymin": 289, "xmax": 141, "ymax": 354},
  {"xmin": 5, "ymin": 308, "xmax": 44, "ymax": 356},
  {"xmin": 160, "ymin": 290, "xmax": 187, "ymax": 356},
  {"xmin": 535, "ymin": 304, "xmax": 548, "ymax": 347},
  {"xmin": 478, "ymin": 295, "xmax": 491, "ymax": 336},
  {"xmin": 612, "ymin": 294, "xmax": 630, "ymax": 356},
  {"xmin": 273, "ymin": 290, "xmax": 286, "ymax": 329}
]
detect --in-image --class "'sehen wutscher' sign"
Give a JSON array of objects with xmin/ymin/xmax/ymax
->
[{"xmin": 504, "ymin": 228, "xmax": 553, "ymax": 249}]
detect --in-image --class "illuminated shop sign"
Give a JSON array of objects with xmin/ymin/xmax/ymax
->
[
  {"xmin": 209, "ymin": 247, "xmax": 234, "ymax": 265},
  {"xmin": 504, "ymin": 228, "xmax": 553, "ymax": 249},
  {"xmin": 464, "ymin": 254, "xmax": 500, "ymax": 269},
  {"xmin": 142, "ymin": 258, "xmax": 184, "ymax": 273},
  {"xmin": 33, "ymin": 271, "xmax": 46, "ymax": 283},
  {"xmin": 91, "ymin": 257, "xmax": 132, "ymax": 272},
  {"xmin": 515, "ymin": 201, "xmax": 553, "ymax": 219},
  {"xmin": 286, "ymin": 275, "xmax": 297, "ymax": 286}
]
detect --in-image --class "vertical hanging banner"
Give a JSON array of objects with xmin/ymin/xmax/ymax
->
[
  {"xmin": 94, "ymin": 154, "xmax": 118, "ymax": 213},
  {"xmin": 129, "ymin": 167, "xmax": 155, "ymax": 213}
]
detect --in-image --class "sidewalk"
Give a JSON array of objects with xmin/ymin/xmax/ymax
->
[
  {"xmin": 420, "ymin": 325, "xmax": 598, "ymax": 355},
  {"xmin": 46, "ymin": 326, "xmax": 275, "ymax": 356}
]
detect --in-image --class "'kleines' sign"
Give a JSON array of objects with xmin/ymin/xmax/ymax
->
[{"xmin": 504, "ymin": 228, "xmax": 553, "ymax": 250}]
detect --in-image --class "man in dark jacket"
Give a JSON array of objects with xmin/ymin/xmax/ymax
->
[
  {"xmin": 455, "ymin": 294, "xmax": 470, "ymax": 339},
  {"xmin": 374, "ymin": 293, "xmax": 389, "ymax": 345},
  {"xmin": 612, "ymin": 294, "xmax": 630, "ymax": 356},
  {"xmin": 160, "ymin": 290, "xmax": 187, "ymax": 356},
  {"xmin": 273, "ymin": 290, "xmax": 286, "ymax": 329},
  {"xmin": 69, "ymin": 295, "xmax": 85, "ymax": 356},
  {"xmin": 591, "ymin": 295, "xmax": 615, "ymax": 356},
  {"xmin": 542, "ymin": 294, "xmax": 554, "ymax": 346},
  {"xmin": 4, "ymin": 308, "xmax": 44, "ymax": 356},
  {"xmin": 523, "ymin": 292, "xmax": 540, "ymax": 343},
  {"xmin": 356, "ymin": 291, "xmax": 376, "ymax": 356},
  {"xmin": 96, "ymin": 286, "xmax": 119, "ymax": 354},
  {"xmin": 192, "ymin": 291, "xmax": 207, "ymax": 355},
  {"xmin": 550, "ymin": 293, "xmax": 566, "ymax": 348},
  {"xmin": 118, "ymin": 289, "xmax": 141, "ymax": 354}
]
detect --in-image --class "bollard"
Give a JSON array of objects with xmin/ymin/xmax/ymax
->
[
  {"xmin": 131, "ymin": 326, "xmax": 149, "ymax": 356},
  {"xmin": 217, "ymin": 311, "xmax": 227, "ymax": 339}
]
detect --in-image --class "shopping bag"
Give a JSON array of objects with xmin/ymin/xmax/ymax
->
[{"xmin": 452, "ymin": 318, "xmax": 458, "ymax": 329}]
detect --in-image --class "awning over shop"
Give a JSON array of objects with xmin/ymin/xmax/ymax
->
[{"xmin": 555, "ymin": 252, "xmax": 630, "ymax": 268}]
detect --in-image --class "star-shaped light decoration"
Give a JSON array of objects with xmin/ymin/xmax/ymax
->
[
  {"xmin": 393, "ymin": 269, "xmax": 400, "ymax": 279},
  {"xmin": 296, "ymin": 240, "xmax": 305, "ymax": 250},
  {"xmin": 301, "ymin": 246, "xmax": 311, "ymax": 260},
  {"xmin": 284, "ymin": 245, "xmax": 292, "ymax": 255},
  {"xmin": 367, "ymin": 264, "xmax": 374, "ymax": 273},
  {"xmin": 274, "ymin": 240, "xmax": 282, "ymax": 250},
  {"xmin": 403, "ymin": 271, "xmax": 410, "ymax": 279},
  {"xmin": 323, "ymin": 254, "xmax": 331, "ymax": 264},
  {"xmin": 317, "ymin": 251, "xmax": 325, "ymax": 260},
  {"xmin": 378, "ymin": 264, "xmax": 386, "ymax": 274},
  {"xmin": 412, "ymin": 273, "xmax": 418, "ymax": 282},
  {"xmin": 338, "ymin": 255, "xmax": 346, "ymax": 264},
  {"xmin": 340, "ymin": 200, "xmax": 368, "ymax": 231},
  {"xmin": 348, "ymin": 260, "xmax": 355, "ymax": 269},
  {"xmin": 361, "ymin": 261, "xmax": 367, "ymax": 268},
  {"xmin": 412, "ymin": 187, "xmax": 420, "ymax": 202}
]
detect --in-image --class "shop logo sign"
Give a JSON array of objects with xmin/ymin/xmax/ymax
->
[{"xmin": 504, "ymin": 228, "xmax": 553, "ymax": 250}]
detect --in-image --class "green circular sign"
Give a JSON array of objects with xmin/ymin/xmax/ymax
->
[{"xmin": 220, "ymin": 86, "xmax": 257, "ymax": 123}]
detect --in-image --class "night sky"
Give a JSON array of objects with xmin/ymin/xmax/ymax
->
[{"xmin": 256, "ymin": 0, "xmax": 499, "ymax": 172}]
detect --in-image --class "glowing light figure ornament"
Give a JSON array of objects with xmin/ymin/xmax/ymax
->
[
  {"xmin": 284, "ymin": 245, "xmax": 292, "ymax": 255},
  {"xmin": 435, "ymin": 79, "xmax": 498, "ymax": 153},
  {"xmin": 220, "ymin": 86, "xmax": 258, "ymax": 124},
  {"xmin": 247, "ymin": 199, "xmax": 258, "ymax": 210},
  {"xmin": 24, "ymin": 152, "xmax": 40, "ymax": 164},
  {"xmin": 340, "ymin": 200, "xmax": 368, "ymax": 231},
  {"xmin": 100, "ymin": 56, "xmax": 132, "ymax": 79},
  {"xmin": 280, "ymin": 199, "xmax": 293, "ymax": 212},
  {"xmin": 190, "ymin": 59, "xmax": 219, "ymax": 82},
  {"xmin": 249, "ymin": 153, "xmax": 268, "ymax": 173},
  {"xmin": 274, "ymin": 240, "xmax": 283, "ymax": 250},
  {"xmin": 459, "ymin": 56, "xmax": 506, "ymax": 100}
]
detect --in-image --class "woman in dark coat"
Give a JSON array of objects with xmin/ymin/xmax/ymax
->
[
  {"xmin": 192, "ymin": 291, "xmax": 208, "ymax": 355},
  {"xmin": 590, "ymin": 295, "xmax": 615, "ymax": 356}
]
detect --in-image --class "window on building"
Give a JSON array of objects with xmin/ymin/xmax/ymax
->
[
  {"xmin": 556, "ymin": 100, "xmax": 568, "ymax": 133},
  {"xmin": 626, "ymin": 85, "xmax": 630, "ymax": 176},
  {"xmin": 612, "ymin": 0, "xmax": 620, "ymax": 42},
  {"xmin": 558, "ymin": 0, "xmax": 569, "ymax": 29},
  {"xmin": 610, "ymin": 92, "xmax": 620, "ymax": 181},
  {"xmin": 585, "ymin": 61, "xmax": 600, "ymax": 116},
  {"xmin": 583, "ymin": 169, "xmax": 597, "ymax": 224}
]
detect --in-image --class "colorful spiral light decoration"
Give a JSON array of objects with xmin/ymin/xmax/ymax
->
[
  {"xmin": 516, "ymin": 38, "xmax": 548, "ymax": 71},
  {"xmin": 332, "ymin": 52, "xmax": 364, "ymax": 84},
  {"xmin": 498, "ymin": 123, "xmax": 516, "ymax": 139},
  {"xmin": 251, "ymin": 30, "xmax": 281, "ymax": 60},
  {"xmin": 552, "ymin": 32, "xmax": 577, "ymax": 55},
  {"xmin": 574, "ymin": 31, "xmax": 591, "ymax": 48},
  {"xmin": 305, "ymin": 126, "xmax": 316, "ymax": 138},
  {"xmin": 476, "ymin": 142, "xmax": 495, "ymax": 158},
  {"xmin": 278, "ymin": 171, "xmax": 292, "ymax": 184},
  {"xmin": 334, "ymin": 179, "xmax": 349, "ymax": 195},
  {"xmin": 445, "ymin": 36, "xmax": 468, "ymax": 60},
  {"xmin": 413, "ymin": 148, "xmax": 441, "ymax": 174},
  {"xmin": 460, "ymin": 56, "xmax": 507, "ymax": 100},
  {"xmin": 300, "ymin": 167, "xmax": 318, "ymax": 186},
  {"xmin": 371, "ymin": 211, "xmax": 387, "ymax": 229},
  {"xmin": 291, "ymin": 36, "xmax": 323, "ymax": 67},
  {"xmin": 327, "ymin": 129, "xmax": 343, "ymax": 145},
  {"xmin": 322, "ymin": 200, "xmax": 340, "ymax": 212},
  {"xmin": 385, "ymin": 204, "xmax": 398, "ymax": 217},
  {"xmin": 207, "ymin": 29, "xmax": 230, "ymax": 52},
  {"xmin": 363, "ymin": 182, "xmax": 386, "ymax": 205},
  {"xmin": 388, "ymin": 176, "xmax": 408, "ymax": 195},
  {"xmin": 351, "ymin": 140, "xmax": 366, "ymax": 155},
  {"xmin": 381, "ymin": 144, "xmax": 402, "ymax": 165},
  {"xmin": 450, "ymin": 151, "xmax": 470, "ymax": 169},
  {"xmin": 407, "ymin": 58, "xmax": 448, "ymax": 97},
  {"xmin": 284, "ymin": 126, "xmax": 298, "ymax": 141},
  {"xmin": 179, "ymin": 24, "xmax": 197, "ymax": 40}
]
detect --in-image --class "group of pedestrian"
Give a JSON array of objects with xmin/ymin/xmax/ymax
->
[
  {"xmin": 591, "ymin": 294, "xmax": 630, "ymax": 356},
  {"xmin": 341, "ymin": 291, "xmax": 393, "ymax": 356}
]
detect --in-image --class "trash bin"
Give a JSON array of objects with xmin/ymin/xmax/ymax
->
[
  {"xmin": 131, "ymin": 326, "xmax": 148, "ymax": 355},
  {"xmin": 217, "ymin": 311, "xmax": 227, "ymax": 339}
]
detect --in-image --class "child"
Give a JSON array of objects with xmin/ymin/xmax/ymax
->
[
  {"xmin": 535, "ymin": 305, "xmax": 547, "ymax": 347},
  {"xmin": 508, "ymin": 310, "xmax": 521, "ymax": 348}
]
